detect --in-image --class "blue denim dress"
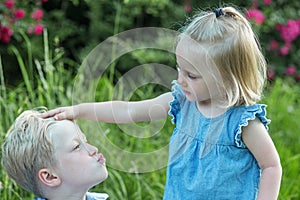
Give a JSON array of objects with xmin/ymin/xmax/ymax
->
[{"xmin": 163, "ymin": 82, "xmax": 270, "ymax": 200}]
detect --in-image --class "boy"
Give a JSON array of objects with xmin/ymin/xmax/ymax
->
[{"xmin": 2, "ymin": 109, "xmax": 109, "ymax": 200}]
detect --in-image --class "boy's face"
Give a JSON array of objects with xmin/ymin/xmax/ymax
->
[{"xmin": 49, "ymin": 120, "xmax": 108, "ymax": 190}]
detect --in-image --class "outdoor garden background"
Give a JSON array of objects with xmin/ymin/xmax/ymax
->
[{"xmin": 0, "ymin": 0, "xmax": 299, "ymax": 199}]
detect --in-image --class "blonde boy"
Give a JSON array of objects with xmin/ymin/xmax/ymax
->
[{"xmin": 2, "ymin": 109, "xmax": 108, "ymax": 200}]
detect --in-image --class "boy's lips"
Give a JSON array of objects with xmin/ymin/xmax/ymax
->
[{"xmin": 97, "ymin": 154, "xmax": 106, "ymax": 165}]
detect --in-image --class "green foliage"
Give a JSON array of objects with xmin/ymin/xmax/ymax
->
[
  {"xmin": 41, "ymin": 0, "xmax": 186, "ymax": 63},
  {"xmin": 1, "ymin": 1, "xmax": 300, "ymax": 199},
  {"xmin": 247, "ymin": 1, "xmax": 300, "ymax": 79},
  {"xmin": 1, "ymin": 31, "xmax": 300, "ymax": 199},
  {"xmin": 3, "ymin": 0, "xmax": 300, "ymax": 86},
  {"xmin": 262, "ymin": 79, "xmax": 300, "ymax": 200}
]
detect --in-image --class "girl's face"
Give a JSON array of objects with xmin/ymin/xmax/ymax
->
[
  {"xmin": 175, "ymin": 37, "xmax": 225, "ymax": 107},
  {"xmin": 49, "ymin": 120, "xmax": 108, "ymax": 191}
]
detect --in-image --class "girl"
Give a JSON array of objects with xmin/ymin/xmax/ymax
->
[{"xmin": 41, "ymin": 6, "xmax": 282, "ymax": 200}]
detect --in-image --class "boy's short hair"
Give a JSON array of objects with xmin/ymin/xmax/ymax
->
[{"xmin": 2, "ymin": 109, "xmax": 57, "ymax": 197}]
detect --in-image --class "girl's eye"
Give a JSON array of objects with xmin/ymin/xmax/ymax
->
[
  {"xmin": 187, "ymin": 73, "xmax": 198, "ymax": 79},
  {"xmin": 177, "ymin": 65, "xmax": 200, "ymax": 80}
]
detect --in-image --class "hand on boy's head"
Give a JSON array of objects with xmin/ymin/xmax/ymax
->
[{"xmin": 40, "ymin": 106, "xmax": 76, "ymax": 121}]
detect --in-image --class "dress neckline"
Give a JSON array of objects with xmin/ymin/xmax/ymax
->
[{"xmin": 193, "ymin": 102, "xmax": 234, "ymax": 120}]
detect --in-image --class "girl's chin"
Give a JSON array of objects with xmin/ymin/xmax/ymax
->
[{"xmin": 185, "ymin": 95, "xmax": 196, "ymax": 102}]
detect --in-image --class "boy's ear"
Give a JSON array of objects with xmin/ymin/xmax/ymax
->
[{"xmin": 38, "ymin": 168, "xmax": 61, "ymax": 187}]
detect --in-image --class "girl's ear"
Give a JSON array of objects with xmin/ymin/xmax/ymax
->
[{"xmin": 38, "ymin": 168, "xmax": 61, "ymax": 187}]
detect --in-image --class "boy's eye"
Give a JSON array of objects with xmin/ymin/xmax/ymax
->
[{"xmin": 73, "ymin": 144, "xmax": 80, "ymax": 150}]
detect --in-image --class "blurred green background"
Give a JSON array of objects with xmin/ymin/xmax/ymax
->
[{"xmin": 1, "ymin": 0, "xmax": 300, "ymax": 199}]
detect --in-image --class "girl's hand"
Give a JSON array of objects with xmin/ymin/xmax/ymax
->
[{"xmin": 40, "ymin": 106, "xmax": 78, "ymax": 120}]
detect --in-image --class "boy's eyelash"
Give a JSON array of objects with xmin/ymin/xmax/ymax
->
[{"xmin": 73, "ymin": 144, "xmax": 80, "ymax": 150}]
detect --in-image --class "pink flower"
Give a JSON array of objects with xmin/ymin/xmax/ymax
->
[
  {"xmin": 295, "ymin": 73, "xmax": 300, "ymax": 82},
  {"xmin": 277, "ymin": 20, "xmax": 300, "ymax": 43},
  {"xmin": 14, "ymin": 9, "xmax": 26, "ymax": 19},
  {"xmin": 263, "ymin": 0, "xmax": 272, "ymax": 5},
  {"xmin": 184, "ymin": 0, "xmax": 192, "ymax": 12},
  {"xmin": 0, "ymin": 26, "xmax": 14, "ymax": 43},
  {"xmin": 246, "ymin": 9, "xmax": 265, "ymax": 25},
  {"xmin": 4, "ymin": 0, "xmax": 15, "ymax": 8},
  {"xmin": 1, "ymin": 1, "xmax": 45, "ymax": 44},
  {"xmin": 269, "ymin": 40, "xmax": 278, "ymax": 51},
  {"xmin": 34, "ymin": 24, "xmax": 44, "ymax": 35},
  {"xmin": 31, "ymin": 9, "xmax": 44, "ymax": 21},
  {"xmin": 280, "ymin": 43, "xmax": 291, "ymax": 56},
  {"xmin": 275, "ymin": 24, "xmax": 282, "ymax": 31},
  {"xmin": 27, "ymin": 26, "xmax": 34, "ymax": 35},
  {"xmin": 267, "ymin": 67, "xmax": 275, "ymax": 81},
  {"xmin": 285, "ymin": 65, "xmax": 296, "ymax": 76},
  {"xmin": 252, "ymin": 0, "xmax": 258, "ymax": 9},
  {"xmin": 27, "ymin": 24, "xmax": 45, "ymax": 35}
]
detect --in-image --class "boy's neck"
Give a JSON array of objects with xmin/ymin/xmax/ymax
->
[
  {"xmin": 45, "ymin": 191, "xmax": 87, "ymax": 200},
  {"xmin": 48, "ymin": 196, "xmax": 86, "ymax": 200}
]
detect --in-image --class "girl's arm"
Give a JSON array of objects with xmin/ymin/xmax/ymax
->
[
  {"xmin": 242, "ymin": 118, "xmax": 282, "ymax": 200},
  {"xmin": 41, "ymin": 92, "xmax": 173, "ymax": 123}
]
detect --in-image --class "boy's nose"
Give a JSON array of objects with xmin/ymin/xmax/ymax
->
[{"xmin": 86, "ymin": 143, "xmax": 98, "ymax": 156}]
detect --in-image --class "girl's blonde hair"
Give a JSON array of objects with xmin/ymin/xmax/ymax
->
[
  {"xmin": 181, "ymin": 6, "xmax": 267, "ymax": 107},
  {"xmin": 2, "ymin": 109, "xmax": 57, "ymax": 197}
]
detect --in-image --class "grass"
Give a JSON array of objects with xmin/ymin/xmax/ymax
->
[
  {"xmin": 262, "ymin": 79, "xmax": 300, "ymax": 200},
  {"xmin": 0, "ymin": 32, "xmax": 300, "ymax": 199}
]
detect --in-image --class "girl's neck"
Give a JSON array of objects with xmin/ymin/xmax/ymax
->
[{"xmin": 196, "ymin": 100, "xmax": 228, "ymax": 118}]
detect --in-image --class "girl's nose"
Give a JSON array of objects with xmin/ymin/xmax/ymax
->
[{"xmin": 177, "ymin": 72, "xmax": 187, "ymax": 87}]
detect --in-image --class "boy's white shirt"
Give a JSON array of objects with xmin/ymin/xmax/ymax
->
[
  {"xmin": 86, "ymin": 192, "xmax": 109, "ymax": 200},
  {"xmin": 34, "ymin": 192, "xmax": 109, "ymax": 200}
]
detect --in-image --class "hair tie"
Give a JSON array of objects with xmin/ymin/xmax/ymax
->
[{"xmin": 213, "ymin": 8, "xmax": 224, "ymax": 18}]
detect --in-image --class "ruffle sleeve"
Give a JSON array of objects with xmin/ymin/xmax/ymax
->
[
  {"xmin": 168, "ymin": 80, "xmax": 185, "ymax": 124},
  {"xmin": 235, "ymin": 104, "xmax": 271, "ymax": 148}
]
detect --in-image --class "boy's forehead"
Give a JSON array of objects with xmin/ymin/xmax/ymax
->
[
  {"xmin": 49, "ymin": 120, "xmax": 76, "ymax": 132},
  {"xmin": 48, "ymin": 120, "xmax": 83, "ymax": 145}
]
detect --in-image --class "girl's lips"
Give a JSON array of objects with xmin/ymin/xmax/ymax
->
[{"xmin": 183, "ymin": 90, "xmax": 191, "ymax": 96}]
